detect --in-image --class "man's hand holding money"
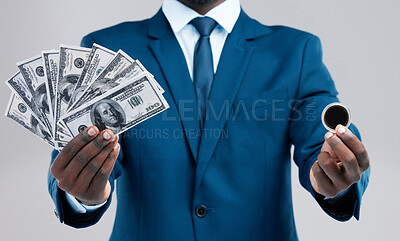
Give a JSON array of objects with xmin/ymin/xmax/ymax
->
[{"xmin": 50, "ymin": 126, "xmax": 120, "ymax": 205}]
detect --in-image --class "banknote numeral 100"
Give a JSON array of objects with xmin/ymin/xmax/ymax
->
[{"xmin": 146, "ymin": 102, "xmax": 160, "ymax": 112}]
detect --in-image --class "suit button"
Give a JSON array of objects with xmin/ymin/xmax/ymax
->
[
  {"xmin": 195, "ymin": 205, "xmax": 207, "ymax": 218},
  {"xmin": 54, "ymin": 209, "xmax": 59, "ymax": 219}
]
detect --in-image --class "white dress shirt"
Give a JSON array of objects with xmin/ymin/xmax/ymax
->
[
  {"xmin": 163, "ymin": 0, "xmax": 241, "ymax": 79},
  {"xmin": 65, "ymin": 0, "xmax": 241, "ymax": 213}
]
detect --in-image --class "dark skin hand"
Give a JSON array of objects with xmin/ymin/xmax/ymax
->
[
  {"xmin": 178, "ymin": 0, "xmax": 225, "ymax": 15},
  {"xmin": 50, "ymin": 126, "xmax": 120, "ymax": 205},
  {"xmin": 310, "ymin": 124, "xmax": 370, "ymax": 198}
]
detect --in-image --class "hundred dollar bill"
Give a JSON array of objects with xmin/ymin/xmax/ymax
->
[
  {"xmin": 54, "ymin": 45, "xmax": 91, "ymax": 141},
  {"xmin": 5, "ymin": 93, "xmax": 54, "ymax": 147},
  {"xmin": 5, "ymin": 72, "xmax": 45, "ymax": 127},
  {"xmin": 62, "ymin": 73, "xmax": 169, "ymax": 137},
  {"xmin": 67, "ymin": 43, "xmax": 116, "ymax": 109},
  {"xmin": 68, "ymin": 50, "xmax": 136, "ymax": 110},
  {"xmin": 42, "ymin": 50, "xmax": 59, "ymax": 117},
  {"xmin": 17, "ymin": 55, "xmax": 53, "ymax": 132},
  {"xmin": 68, "ymin": 50, "xmax": 164, "ymax": 111},
  {"xmin": 69, "ymin": 61, "xmax": 148, "ymax": 114}
]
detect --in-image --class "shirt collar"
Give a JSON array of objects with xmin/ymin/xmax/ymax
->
[{"xmin": 162, "ymin": 0, "xmax": 241, "ymax": 34}]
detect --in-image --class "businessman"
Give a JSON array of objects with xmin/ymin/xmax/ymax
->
[{"xmin": 48, "ymin": 0, "xmax": 370, "ymax": 240}]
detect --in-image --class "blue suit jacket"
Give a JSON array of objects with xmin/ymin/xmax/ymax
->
[{"xmin": 48, "ymin": 9, "xmax": 370, "ymax": 241}]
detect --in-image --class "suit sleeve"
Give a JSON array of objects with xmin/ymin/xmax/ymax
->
[
  {"xmin": 81, "ymin": 34, "xmax": 96, "ymax": 48},
  {"xmin": 47, "ymin": 34, "xmax": 122, "ymax": 228},
  {"xmin": 289, "ymin": 34, "xmax": 370, "ymax": 221}
]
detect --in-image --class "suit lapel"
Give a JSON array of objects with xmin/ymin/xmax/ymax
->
[
  {"xmin": 146, "ymin": 9, "xmax": 272, "ymax": 182},
  {"xmin": 147, "ymin": 10, "xmax": 201, "ymax": 162},
  {"xmin": 194, "ymin": 11, "xmax": 271, "ymax": 192}
]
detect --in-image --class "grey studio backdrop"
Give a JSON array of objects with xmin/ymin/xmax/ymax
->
[{"xmin": 0, "ymin": 0, "xmax": 398, "ymax": 240}]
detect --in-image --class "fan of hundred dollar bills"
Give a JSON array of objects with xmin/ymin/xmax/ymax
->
[{"xmin": 4, "ymin": 44, "xmax": 169, "ymax": 150}]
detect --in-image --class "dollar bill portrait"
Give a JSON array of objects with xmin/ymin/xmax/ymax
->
[
  {"xmin": 30, "ymin": 115, "xmax": 51, "ymax": 141},
  {"xmin": 33, "ymin": 83, "xmax": 50, "ymax": 114},
  {"xmin": 70, "ymin": 86, "xmax": 87, "ymax": 104},
  {"xmin": 91, "ymin": 78, "xmax": 119, "ymax": 95},
  {"xmin": 58, "ymin": 75, "xmax": 79, "ymax": 104},
  {"xmin": 90, "ymin": 99, "xmax": 126, "ymax": 133}
]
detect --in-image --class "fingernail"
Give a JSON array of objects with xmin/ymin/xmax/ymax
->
[
  {"xmin": 113, "ymin": 143, "xmax": 119, "ymax": 151},
  {"xmin": 88, "ymin": 127, "xmax": 96, "ymax": 136},
  {"xmin": 325, "ymin": 132, "xmax": 333, "ymax": 139},
  {"xmin": 111, "ymin": 135, "xmax": 117, "ymax": 142},
  {"xmin": 338, "ymin": 126, "xmax": 346, "ymax": 134},
  {"xmin": 103, "ymin": 131, "xmax": 111, "ymax": 140}
]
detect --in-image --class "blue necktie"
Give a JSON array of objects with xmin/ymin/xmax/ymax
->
[{"xmin": 191, "ymin": 17, "xmax": 217, "ymax": 126}]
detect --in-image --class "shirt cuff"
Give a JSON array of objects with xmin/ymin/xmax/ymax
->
[
  {"xmin": 323, "ymin": 185, "xmax": 355, "ymax": 205},
  {"xmin": 64, "ymin": 192, "xmax": 106, "ymax": 214}
]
